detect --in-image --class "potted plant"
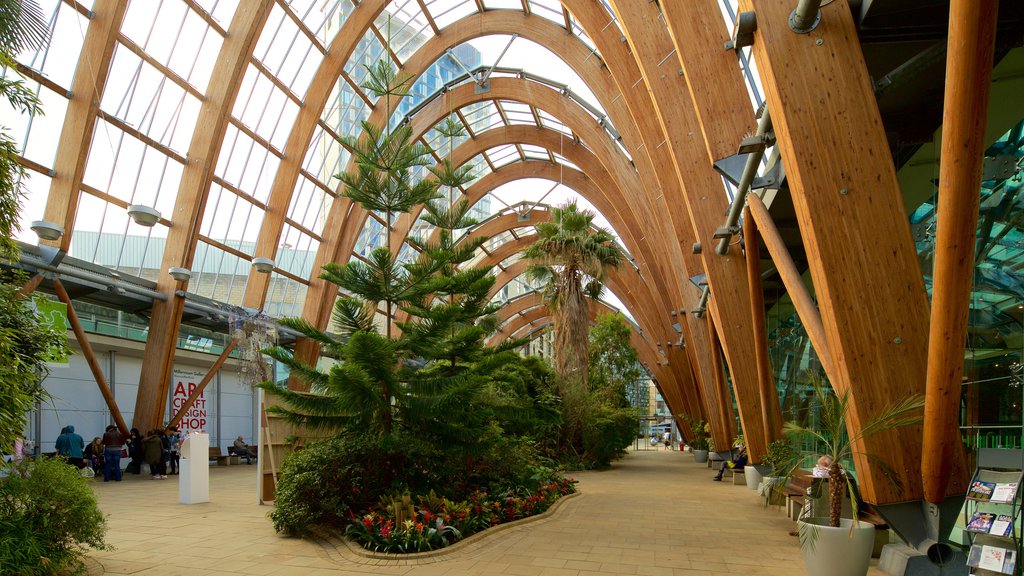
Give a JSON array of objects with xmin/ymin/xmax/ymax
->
[
  {"xmin": 757, "ymin": 439, "xmax": 795, "ymax": 500},
  {"xmin": 682, "ymin": 414, "xmax": 709, "ymax": 463},
  {"xmin": 775, "ymin": 376, "xmax": 924, "ymax": 576}
]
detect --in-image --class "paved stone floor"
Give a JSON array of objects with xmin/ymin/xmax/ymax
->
[{"xmin": 87, "ymin": 448, "xmax": 887, "ymax": 575}]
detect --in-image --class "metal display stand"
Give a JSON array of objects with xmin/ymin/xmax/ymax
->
[{"xmin": 965, "ymin": 449, "xmax": 1024, "ymax": 575}]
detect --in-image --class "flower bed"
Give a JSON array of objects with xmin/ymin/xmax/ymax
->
[{"xmin": 345, "ymin": 477, "xmax": 576, "ymax": 553}]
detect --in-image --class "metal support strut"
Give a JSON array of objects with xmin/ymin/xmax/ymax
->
[{"xmin": 715, "ymin": 108, "xmax": 773, "ymax": 255}]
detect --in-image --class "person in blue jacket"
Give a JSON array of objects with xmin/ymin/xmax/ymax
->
[{"xmin": 54, "ymin": 425, "xmax": 85, "ymax": 469}]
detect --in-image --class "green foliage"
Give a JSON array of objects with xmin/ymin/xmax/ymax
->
[
  {"xmin": 0, "ymin": 457, "xmax": 109, "ymax": 574},
  {"xmin": 580, "ymin": 398, "xmax": 637, "ymax": 468},
  {"xmin": 588, "ymin": 312, "xmax": 642, "ymax": 403},
  {"xmin": 775, "ymin": 374, "xmax": 924, "ymax": 533},
  {"xmin": 0, "ymin": 281, "xmax": 69, "ymax": 454},
  {"xmin": 523, "ymin": 202, "xmax": 625, "ymax": 452},
  {"xmin": 681, "ymin": 413, "xmax": 709, "ymax": 451},
  {"xmin": 761, "ymin": 439, "xmax": 797, "ymax": 477},
  {"xmin": 269, "ymin": 433, "xmax": 439, "ymax": 536}
]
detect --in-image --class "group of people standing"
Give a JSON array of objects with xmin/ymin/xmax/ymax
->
[{"xmin": 54, "ymin": 424, "xmax": 184, "ymax": 481}]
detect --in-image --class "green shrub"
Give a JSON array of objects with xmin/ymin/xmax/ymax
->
[
  {"xmin": 581, "ymin": 401, "xmax": 636, "ymax": 468},
  {"xmin": 270, "ymin": 433, "xmax": 439, "ymax": 535},
  {"xmin": 0, "ymin": 457, "xmax": 109, "ymax": 574}
]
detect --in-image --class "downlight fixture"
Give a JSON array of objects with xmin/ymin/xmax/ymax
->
[
  {"xmin": 127, "ymin": 204, "xmax": 161, "ymax": 227},
  {"xmin": 30, "ymin": 220, "xmax": 64, "ymax": 241},
  {"xmin": 251, "ymin": 257, "xmax": 275, "ymax": 273},
  {"xmin": 168, "ymin": 267, "xmax": 192, "ymax": 282}
]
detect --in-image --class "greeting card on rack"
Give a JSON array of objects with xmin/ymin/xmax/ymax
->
[{"xmin": 991, "ymin": 483, "xmax": 1019, "ymax": 504}]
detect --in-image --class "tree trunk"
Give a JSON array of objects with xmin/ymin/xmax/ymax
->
[{"xmin": 828, "ymin": 461, "xmax": 844, "ymax": 528}]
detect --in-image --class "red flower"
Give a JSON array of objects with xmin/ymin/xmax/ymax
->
[{"xmin": 362, "ymin": 515, "xmax": 374, "ymax": 529}]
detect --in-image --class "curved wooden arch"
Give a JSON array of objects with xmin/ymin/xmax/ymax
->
[
  {"xmin": 246, "ymin": 8, "xmax": 654, "ymax": 306},
  {"xmin": 559, "ymin": 0, "xmax": 734, "ymax": 448},
  {"xmin": 297, "ymin": 81, "xmax": 679, "ymax": 353},
  {"xmin": 133, "ymin": 2, "xmax": 274, "ymax": 430}
]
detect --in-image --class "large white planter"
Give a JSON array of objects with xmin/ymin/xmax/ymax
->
[
  {"xmin": 744, "ymin": 465, "xmax": 762, "ymax": 490},
  {"xmin": 797, "ymin": 518, "xmax": 874, "ymax": 576},
  {"xmin": 693, "ymin": 449, "xmax": 709, "ymax": 463}
]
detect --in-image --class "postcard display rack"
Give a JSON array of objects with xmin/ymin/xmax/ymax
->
[{"xmin": 965, "ymin": 464, "xmax": 1023, "ymax": 575}]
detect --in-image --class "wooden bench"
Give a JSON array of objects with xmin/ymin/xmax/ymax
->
[
  {"xmin": 228, "ymin": 445, "xmax": 258, "ymax": 464},
  {"xmin": 785, "ymin": 471, "xmax": 815, "ymax": 520},
  {"xmin": 209, "ymin": 447, "xmax": 231, "ymax": 466},
  {"xmin": 723, "ymin": 465, "xmax": 746, "ymax": 485}
]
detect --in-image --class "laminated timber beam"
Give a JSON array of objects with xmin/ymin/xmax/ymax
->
[
  {"xmin": 561, "ymin": 0, "xmax": 726, "ymax": 442},
  {"xmin": 923, "ymin": 0, "xmax": 997, "ymax": 504},
  {"xmin": 300, "ymin": 79, "xmax": 676, "ymax": 352},
  {"xmin": 285, "ymin": 7, "xmax": 711, "ymax": 408},
  {"xmin": 743, "ymin": 207, "xmax": 783, "ymax": 442},
  {"xmin": 42, "ymin": 0, "xmax": 127, "ymax": 251},
  {"xmin": 607, "ymin": 0, "xmax": 772, "ymax": 461},
  {"xmin": 134, "ymin": 2, "xmax": 272, "ymax": 431},
  {"xmin": 737, "ymin": 0, "xmax": 968, "ymax": 504}
]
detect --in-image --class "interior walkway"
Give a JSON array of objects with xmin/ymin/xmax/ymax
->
[{"xmin": 87, "ymin": 448, "xmax": 887, "ymax": 575}]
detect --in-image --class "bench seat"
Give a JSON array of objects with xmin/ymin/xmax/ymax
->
[{"xmin": 208, "ymin": 447, "xmax": 231, "ymax": 466}]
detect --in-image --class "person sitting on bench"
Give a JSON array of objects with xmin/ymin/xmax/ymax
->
[
  {"xmin": 713, "ymin": 444, "xmax": 747, "ymax": 481},
  {"xmin": 232, "ymin": 436, "xmax": 256, "ymax": 463}
]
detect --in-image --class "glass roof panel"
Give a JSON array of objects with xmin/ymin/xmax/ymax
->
[
  {"xmin": 191, "ymin": 0, "xmax": 237, "ymax": 27},
  {"xmin": 498, "ymin": 101, "xmax": 537, "ymax": 126},
  {"xmin": 344, "ymin": 30, "xmax": 386, "ymax": 104},
  {"xmin": 101, "ymin": 47, "xmax": 202, "ymax": 156},
  {"xmin": 378, "ymin": 0, "xmax": 433, "ymax": 63},
  {"xmin": 277, "ymin": 224, "xmax": 320, "ymax": 279},
  {"xmin": 520, "ymin": 144, "xmax": 549, "ymax": 160},
  {"xmin": 189, "ymin": 242, "xmax": 251, "ymax": 305},
  {"xmin": 465, "ymin": 102, "xmax": 503, "ymax": 134},
  {"xmin": 304, "ymin": 125, "xmax": 350, "ymax": 189},
  {"xmin": 288, "ymin": 175, "xmax": 331, "ymax": 236},
  {"xmin": 265, "ymin": 273, "xmax": 308, "ymax": 318},
  {"xmin": 121, "ymin": 2, "xmax": 223, "ymax": 93},
  {"xmin": 7, "ymin": 84, "xmax": 67, "ymax": 172},
  {"xmin": 355, "ymin": 217, "xmax": 387, "ymax": 257},
  {"xmin": 215, "ymin": 125, "xmax": 280, "ymax": 205},
  {"xmin": 82, "ymin": 118, "xmax": 185, "ymax": 215},
  {"xmin": 428, "ymin": 0, "xmax": 480, "ymax": 30},
  {"xmin": 16, "ymin": 1, "xmax": 88, "ymax": 89},
  {"xmin": 484, "ymin": 0, "xmax": 524, "ymax": 9},
  {"xmin": 527, "ymin": 0, "xmax": 565, "ymax": 26},
  {"xmin": 232, "ymin": 65, "xmax": 301, "ymax": 150},
  {"xmin": 200, "ymin": 184, "xmax": 264, "ymax": 255},
  {"xmin": 488, "ymin": 145, "xmax": 521, "ymax": 168},
  {"xmin": 290, "ymin": 0, "xmax": 353, "ymax": 46}
]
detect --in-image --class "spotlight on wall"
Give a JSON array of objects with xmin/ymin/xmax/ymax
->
[
  {"xmin": 168, "ymin": 267, "xmax": 192, "ymax": 282},
  {"xmin": 127, "ymin": 204, "xmax": 162, "ymax": 227},
  {"xmin": 252, "ymin": 257, "xmax": 275, "ymax": 273},
  {"xmin": 31, "ymin": 220, "xmax": 64, "ymax": 241}
]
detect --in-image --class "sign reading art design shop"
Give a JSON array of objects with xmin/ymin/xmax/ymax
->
[
  {"xmin": 30, "ymin": 295, "xmax": 69, "ymax": 366},
  {"xmin": 171, "ymin": 367, "xmax": 210, "ymax": 433}
]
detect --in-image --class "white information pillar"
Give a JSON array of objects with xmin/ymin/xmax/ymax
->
[{"xmin": 179, "ymin": 432, "xmax": 209, "ymax": 504}]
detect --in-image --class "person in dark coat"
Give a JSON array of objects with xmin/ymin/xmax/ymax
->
[
  {"xmin": 143, "ymin": 429, "xmax": 166, "ymax": 479},
  {"xmin": 125, "ymin": 428, "xmax": 143, "ymax": 474}
]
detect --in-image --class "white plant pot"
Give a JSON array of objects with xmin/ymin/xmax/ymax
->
[
  {"xmin": 692, "ymin": 449, "xmax": 709, "ymax": 463},
  {"xmin": 797, "ymin": 518, "xmax": 874, "ymax": 576},
  {"xmin": 744, "ymin": 465, "xmax": 762, "ymax": 490}
]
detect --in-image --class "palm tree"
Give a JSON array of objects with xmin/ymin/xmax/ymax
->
[
  {"xmin": 779, "ymin": 375, "xmax": 924, "ymax": 529},
  {"xmin": 523, "ymin": 202, "xmax": 623, "ymax": 448},
  {"xmin": 524, "ymin": 202, "xmax": 623, "ymax": 386}
]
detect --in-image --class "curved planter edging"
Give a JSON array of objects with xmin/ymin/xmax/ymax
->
[{"xmin": 330, "ymin": 491, "xmax": 582, "ymax": 563}]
